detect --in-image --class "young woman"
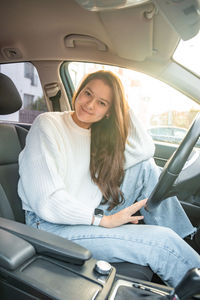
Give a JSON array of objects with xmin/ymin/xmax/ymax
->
[{"xmin": 18, "ymin": 70, "xmax": 200, "ymax": 287}]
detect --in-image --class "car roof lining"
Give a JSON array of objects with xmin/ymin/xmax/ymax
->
[
  {"xmin": 0, "ymin": 0, "xmax": 178, "ymax": 65},
  {"xmin": 2, "ymin": 0, "xmax": 200, "ymax": 106}
]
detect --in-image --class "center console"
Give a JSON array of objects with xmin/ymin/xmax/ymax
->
[
  {"xmin": 0, "ymin": 217, "xmax": 200, "ymax": 300},
  {"xmin": 109, "ymin": 277, "xmax": 175, "ymax": 300}
]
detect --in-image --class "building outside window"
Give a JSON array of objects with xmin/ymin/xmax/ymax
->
[
  {"xmin": 24, "ymin": 62, "xmax": 38, "ymax": 86},
  {"xmin": 0, "ymin": 62, "xmax": 47, "ymax": 123},
  {"xmin": 23, "ymin": 93, "xmax": 34, "ymax": 109}
]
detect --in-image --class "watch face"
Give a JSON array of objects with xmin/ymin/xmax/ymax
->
[{"xmin": 94, "ymin": 208, "xmax": 104, "ymax": 216}]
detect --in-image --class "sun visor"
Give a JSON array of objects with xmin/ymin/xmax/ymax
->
[{"xmin": 153, "ymin": 0, "xmax": 200, "ymax": 41}]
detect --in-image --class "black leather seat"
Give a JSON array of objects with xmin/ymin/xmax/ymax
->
[
  {"xmin": 0, "ymin": 73, "xmax": 28, "ymax": 223},
  {"xmin": 0, "ymin": 72, "xmax": 153, "ymax": 282}
]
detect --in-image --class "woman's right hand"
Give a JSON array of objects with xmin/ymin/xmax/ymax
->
[{"xmin": 100, "ymin": 199, "xmax": 147, "ymax": 228}]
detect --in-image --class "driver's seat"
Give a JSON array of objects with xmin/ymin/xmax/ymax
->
[{"xmin": 0, "ymin": 72, "xmax": 153, "ymax": 281}]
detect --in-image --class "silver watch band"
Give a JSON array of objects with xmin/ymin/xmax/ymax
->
[{"xmin": 93, "ymin": 215, "xmax": 102, "ymax": 226}]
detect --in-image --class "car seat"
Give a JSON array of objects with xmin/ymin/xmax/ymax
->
[
  {"xmin": 0, "ymin": 72, "xmax": 153, "ymax": 282},
  {"xmin": 0, "ymin": 73, "xmax": 27, "ymax": 223}
]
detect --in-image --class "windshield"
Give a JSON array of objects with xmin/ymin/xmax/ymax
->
[{"xmin": 173, "ymin": 31, "xmax": 200, "ymax": 77}]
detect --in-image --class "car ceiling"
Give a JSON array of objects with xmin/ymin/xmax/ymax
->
[
  {"xmin": 1, "ymin": 0, "xmax": 200, "ymax": 104},
  {"xmin": 0, "ymin": 0, "xmax": 179, "ymax": 66}
]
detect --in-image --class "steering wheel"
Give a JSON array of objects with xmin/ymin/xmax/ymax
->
[{"xmin": 146, "ymin": 112, "xmax": 200, "ymax": 211}]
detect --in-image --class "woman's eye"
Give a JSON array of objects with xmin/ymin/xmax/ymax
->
[
  {"xmin": 99, "ymin": 101, "xmax": 106, "ymax": 106},
  {"xmin": 85, "ymin": 90, "xmax": 91, "ymax": 96}
]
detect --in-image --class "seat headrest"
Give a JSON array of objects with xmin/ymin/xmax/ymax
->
[{"xmin": 0, "ymin": 73, "xmax": 22, "ymax": 115}]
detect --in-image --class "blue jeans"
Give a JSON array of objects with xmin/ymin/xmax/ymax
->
[{"xmin": 25, "ymin": 158, "xmax": 200, "ymax": 287}]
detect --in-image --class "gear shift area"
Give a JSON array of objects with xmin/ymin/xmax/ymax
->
[{"xmin": 175, "ymin": 268, "xmax": 200, "ymax": 300}]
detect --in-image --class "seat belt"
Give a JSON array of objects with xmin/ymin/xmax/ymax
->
[{"xmin": 45, "ymin": 83, "xmax": 61, "ymax": 111}]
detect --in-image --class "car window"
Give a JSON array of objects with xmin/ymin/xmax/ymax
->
[
  {"xmin": 0, "ymin": 62, "xmax": 47, "ymax": 124},
  {"xmin": 173, "ymin": 31, "xmax": 200, "ymax": 77},
  {"xmin": 62, "ymin": 61, "xmax": 200, "ymax": 147},
  {"xmin": 173, "ymin": 128, "xmax": 187, "ymax": 138}
]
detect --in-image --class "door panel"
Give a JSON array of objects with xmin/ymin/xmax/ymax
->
[{"xmin": 154, "ymin": 142, "xmax": 177, "ymax": 167}]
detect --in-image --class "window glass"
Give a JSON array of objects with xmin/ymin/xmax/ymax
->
[
  {"xmin": 23, "ymin": 93, "xmax": 34, "ymax": 109},
  {"xmin": 67, "ymin": 62, "xmax": 200, "ymax": 147},
  {"xmin": 173, "ymin": 32, "xmax": 200, "ymax": 77},
  {"xmin": 0, "ymin": 62, "xmax": 47, "ymax": 124}
]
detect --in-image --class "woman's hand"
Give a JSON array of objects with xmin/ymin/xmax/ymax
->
[{"xmin": 100, "ymin": 199, "xmax": 147, "ymax": 228}]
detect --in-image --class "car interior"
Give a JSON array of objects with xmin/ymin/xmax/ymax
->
[{"xmin": 0, "ymin": 0, "xmax": 200, "ymax": 299}]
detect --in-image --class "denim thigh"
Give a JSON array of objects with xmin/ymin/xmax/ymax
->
[{"xmin": 25, "ymin": 210, "xmax": 200, "ymax": 287}]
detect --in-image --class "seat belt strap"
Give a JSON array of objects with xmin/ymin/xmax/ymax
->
[
  {"xmin": 45, "ymin": 83, "xmax": 61, "ymax": 111},
  {"xmin": 49, "ymin": 90, "xmax": 61, "ymax": 111}
]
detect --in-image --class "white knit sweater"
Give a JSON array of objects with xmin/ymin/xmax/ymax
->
[{"xmin": 18, "ymin": 110, "xmax": 154, "ymax": 225}]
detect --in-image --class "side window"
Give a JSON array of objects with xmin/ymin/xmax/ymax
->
[
  {"xmin": 0, "ymin": 62, "xmax": 48, "ymax": 124},
  {"xmin": 64, "ymin": 61, "xmax": 200, "ymax": 147}
]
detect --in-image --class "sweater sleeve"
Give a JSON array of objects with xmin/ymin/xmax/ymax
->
[
  {"xmin": 18, "ymin": 114, "xmax": 94, "ymax": 225},
  {"xmin": 124, "ymin": 109, "xmax": 155, "ymax": 169}
]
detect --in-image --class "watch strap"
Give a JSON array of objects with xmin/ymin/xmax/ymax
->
[
  {"xmin": 93, "ymin": 215, "xmax": 102, "ymax": 226},
  {"xmin": 92, "ymin": 208, "xmax": 104, "ymax": 226}
]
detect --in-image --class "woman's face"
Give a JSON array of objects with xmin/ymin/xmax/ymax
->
[{"xmin": 72, "ymin": 79, "xmax": 113, "ymax": 129}]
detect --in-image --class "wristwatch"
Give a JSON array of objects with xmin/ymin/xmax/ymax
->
[{"xmin": 93, "ymin": 208, "xmax": 104, "ymax": 226}]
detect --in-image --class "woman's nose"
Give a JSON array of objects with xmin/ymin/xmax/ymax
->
[{"xmin": 86, "ymin": 98, "xmax": 95, "ymax": 110}]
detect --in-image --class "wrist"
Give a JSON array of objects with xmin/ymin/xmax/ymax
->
[{"xmin": 100, "ymin": 215, "xmax": 113, "ymax": 228}]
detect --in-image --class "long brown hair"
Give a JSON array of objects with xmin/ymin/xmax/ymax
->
[{"xmin": 72, "ymin": 70, "xmax": 130, "ymax": 210}]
